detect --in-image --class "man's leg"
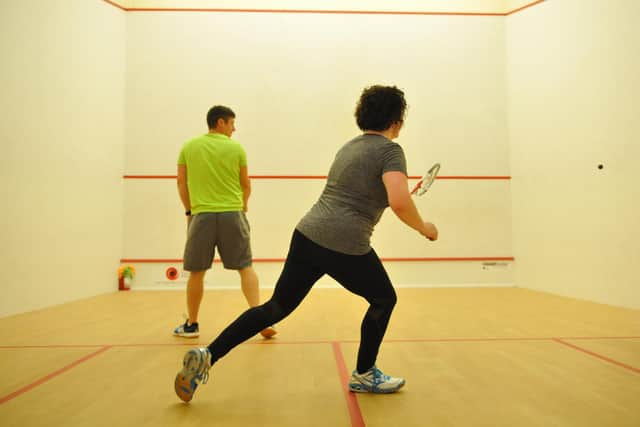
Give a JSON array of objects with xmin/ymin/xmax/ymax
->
[
  {"xmin": 238, "ymin": 266, "xmax": 277, "ymax": 338},
  {"xmin": 175, "ymin": 213, "xmax": 215, "ymax": 338},
  {"xmin": 187, "ymin": 270, "xmax": 206, "ymax": 323},
  {"xmin": 238, "ymin": 266, "xmax": 259, "ymax": 307},
  {"xmin": 174, "ymin": 269, "xmax": 206, "ymax": 338},
  {"xmin": 174, "ymin": 230, "xmax": 326, "ymax": 402}
]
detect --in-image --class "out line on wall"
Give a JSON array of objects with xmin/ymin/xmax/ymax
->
[
  {"xmin": 122, "ymin": 174, "xmax": 512, "ymax": 180},
  {"xmin": 120, "ymin": 257, "xmax": 515, "ymax": 263},
  {"xmin": 101, "ymin": 0, "xmax": 547, "ymax": 16}
]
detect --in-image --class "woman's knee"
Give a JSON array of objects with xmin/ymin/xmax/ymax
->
[
  {"xmin": 379, "ymin": 287, "xmax": 397, "ymax": 309},
  {"xmin": 367, "ymin": 291, "xmax": 396, "ymax": 320},
  {"xmin": 260, "ymin": 299, "xmax": 289, "ymax": 323}
]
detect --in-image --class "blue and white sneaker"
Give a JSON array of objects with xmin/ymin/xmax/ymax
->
[
  {"xmin": 173, "ymin": 320, "xmax": 199, "ymax": 338},
  {"xmin": 348, "ymin": 366, "xmax": 405, "ymax": 393},
  {"xmin": 174, "ymin": 348, "xmax": 212, "ymax": 402}
]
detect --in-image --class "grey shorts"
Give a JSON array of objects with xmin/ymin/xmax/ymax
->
[{"xmin": 183, "ymin": 211, "xmax": 252, "ymax": 271}]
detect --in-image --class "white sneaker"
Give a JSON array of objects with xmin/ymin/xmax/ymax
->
[
  {"xmin": 348, "ymin": 366, "xmax": 405, "ymax": 393},
  {"xmin": 174, "ymin": 348, "xmax": 211, "ymax": 402}
]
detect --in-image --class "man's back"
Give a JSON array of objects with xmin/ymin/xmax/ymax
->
[{"xmin": 178, "ymin": 133, "xmax": 247, "ymax": 214}]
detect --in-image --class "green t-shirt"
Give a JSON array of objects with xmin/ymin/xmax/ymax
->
[{"xmin": 178, "ymin": 133, "xmax": 247, "ymax": 214}]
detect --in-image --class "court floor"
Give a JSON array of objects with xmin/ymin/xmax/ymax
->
[{"xmin": 0, "ymin": 287, "xmax": 639, "ymax": 427}]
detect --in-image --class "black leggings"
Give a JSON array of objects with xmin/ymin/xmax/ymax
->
[{"xmin": 207, "ymin": 229, "xmax": 397, "ymax": 373}]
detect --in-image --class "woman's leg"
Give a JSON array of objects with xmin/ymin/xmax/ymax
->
[
  {"xmin": 326, "ymin": 248, "xmax": 397, "ymax": 373},
  {"xmin": 207, "ymin": 230, "xmax": 325, "ymax": 364}
]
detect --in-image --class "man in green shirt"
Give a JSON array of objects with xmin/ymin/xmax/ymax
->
[{"xmin": 175, "ymin": 105, "xmax": 275, "ymax": 339}]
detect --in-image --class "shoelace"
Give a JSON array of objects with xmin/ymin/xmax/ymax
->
[
  {"xmin": 178, "ymin": 314, "xmax": 198, "ymax": 332},
  {"xmin": 196, "ymin": 351, "xmax": 211, "ymax": 385},
  {"xmin": 370, "ymin": 367, "xmax": 390, "ymax": 385},
  {"xmin": 198, "ymin": 369, "xmax": 209, "ymax": 385},
  {"xmin": 181, "ymin": 313, "xmax": 191, "ymax": 328}
]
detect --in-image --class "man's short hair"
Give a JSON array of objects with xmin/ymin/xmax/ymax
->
[{"xmin": 207, "ymin": 105, "xmax": 236, "ymax": 129}]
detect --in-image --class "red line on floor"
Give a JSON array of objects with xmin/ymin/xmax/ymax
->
[
  {"xmin": 555, "ymin": 336, "xmax": 640, "ymax": 341},
  {"xmin": 553, "ymin": 338, "xmax": 640, "ymax": 374},
  {"xmin": 0, "ymin": 344, "xmax": 106, "ymax": 349},
  {"xmin": 0, "ymin": 336, "xmax": 640, "ymax": 350},
  {"xmin": 254, "ymin": 336, "xmax": 640, "ymax": 345},
  {"xmin": 331, "ymin": 342, "xmax": 365, "ymax": 427},
  {"xmin": 1, "ymin": 336, "xmax": 637, "ymax": 350},
  {"xmin": 0, "ymin": 346, "xmax": 112, "ymax": 405},
  {"xmin": 252, "ymin": 336, "xmax": 640, "ymax": 345}
]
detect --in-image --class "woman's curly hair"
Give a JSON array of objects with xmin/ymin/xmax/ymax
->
[{"xmin": 355, "ymin": 85, "xmax": 407, "ymax": 131}]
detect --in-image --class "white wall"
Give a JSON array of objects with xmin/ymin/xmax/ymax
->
[
  {"xmin": 122, "ymin": 10, "xmax": 513, "ymax": 289},
  {"xmin": 507, "ymin": 0, "xmax": 640, "ymax": 309},
  {"xmin": 10, "ymin": 0, "xmax": 635, "ymax": 315},
  {"xmin": 0, "ymin": 0, "xmax": 126, "ymax": 317}
]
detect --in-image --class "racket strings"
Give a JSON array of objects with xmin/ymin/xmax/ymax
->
[{"xmin": 413, "ymin": 163, "xmax": 440, "ymax": 196}]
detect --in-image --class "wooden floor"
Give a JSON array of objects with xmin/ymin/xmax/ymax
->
[{"xmin": 0, "ymin": 287, "xmax": 639, "ymax": 427}]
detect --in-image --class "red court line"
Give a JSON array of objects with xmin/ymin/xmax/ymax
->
[
  {"xmin": 0, "ymin": 346, "xmax": 112, "ymax": 405},
  {"xmin": 261, "ymin": 336, "xmax": 640, "ymax": 345},
  {"xmin": 431, "ymin": 176, "xmax": 511, "ymax": 180},
  {"xmin": 102, "ymin": 0, "xmax": 547, "ymax": 16},
  {"xmin": 555, "ymin": 336, "xmax": 640, "ymax": 341},
  {"xmin": 101, "ymin": 0, "xmax": 127, "ymax": 11},
  {"xmin": 123, "ymin": 175, "xmax": 177, "ymax": 179},
  {"xmin": 506, "ymin": 0, "xmax": 547, "ymax": 16},
  {"xmin": 331, "ymin": 342, "xmax": 365, "ymax": 427},
  {"xmin": 119, "ymin": 257, "xmax": 515, "ymax": 263},
  {"xmin": 129, "ymin": 9, "xmax": 504, "ymax": 16},
  {"xmin": 0, "ymin": 344, "xmax": 106, "ymax": 349},
  {"xmin": 248, "ymin": 175, "xmax": 328, "ymax": 179},
  {"xmin": 2, "ymin": 336, "xmax": 638, "ymax": 350},
  {"xmin": 379, "ymin": 257, "xmax": 514, "ymax": 262},
  {"xmin": 123, "ymin": 174, "xmax": 511, "ymax": 180},
  {"xmin": 553, "ymin": 338, "xmax": 640, "ymax": 374}
]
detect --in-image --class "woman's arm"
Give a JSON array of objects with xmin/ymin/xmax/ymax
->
[{"xmin": 382, "ymin": 171, "xmax": 438, "ymax": 241}]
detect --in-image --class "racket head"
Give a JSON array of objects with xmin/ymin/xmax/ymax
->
[{"xmin": 411, "ymin": 163, "xmax": 441, "ymax": 196}]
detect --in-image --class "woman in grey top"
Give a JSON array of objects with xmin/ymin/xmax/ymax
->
[{"xmin": 174, "ymin": 85, "xmax": 439, "ymax": 402}]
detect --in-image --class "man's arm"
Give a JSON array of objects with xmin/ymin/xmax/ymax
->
[
  {"xmin": 239, "ymin": 165, "xmax": 251, "ymax": 213},
  {"xmin": 177, "ymin": 164, "xmax": 191, "ymax": 214},
  {"xmin": 382, "ymin": 171, "xmax": 438, "ymax": 241}
]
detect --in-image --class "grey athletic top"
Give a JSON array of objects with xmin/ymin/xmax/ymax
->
[{"xmin": 296, "ymin": 133, "xmax": 407, "ymax": 255}]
